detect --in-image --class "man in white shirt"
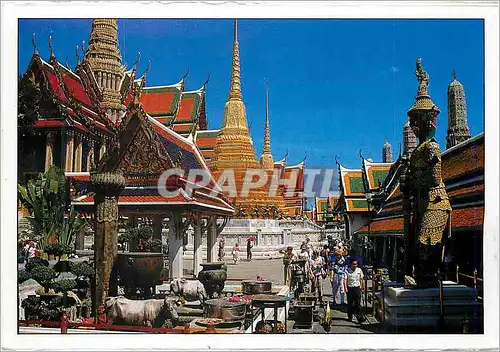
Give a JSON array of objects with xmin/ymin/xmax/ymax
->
[{"xmin": 343, "ymin": 259, "xmax": 366, "ymax": 323}]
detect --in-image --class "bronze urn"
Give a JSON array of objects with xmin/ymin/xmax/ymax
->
[{"xmin": 197, "ymin": 262, "xmax": 228, "ymax": 298}]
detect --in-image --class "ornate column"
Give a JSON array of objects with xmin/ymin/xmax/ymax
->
[
  {"xmin": 74, "ymin": 134, "xmax": 83, "ymax": 172},
  {"xmin": 65, "ymin": 130, "xmax": 75, "ymax": 172},
  {"xmin": 44, "ymin": 131, "xmax": 56, "ymax": 171},
  {"xmin": 99, "ymin": 140, "xmax": 107, "ymax": 159},
  {"xmin": 86, "ymin": 140, "xmax": 95, "ymax": 172},
  {"xmin": 168, "ymin": 212, "xmax": 184, "ymax": 279},
  {"xmin": 91, "ymin": 172, "xmax": 126, "ymax": 310},
  {"xmin": 207, "ymin": 216, "xmax": 218, "ymax": 262},
  {"xmin": 193, "ymin": 214, "xmax": 203, "ymax": 277}
]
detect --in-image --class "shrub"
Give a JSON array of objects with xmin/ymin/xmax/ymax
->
[
  {"xmin": 71, "ymin": 262, "xmax": 94, "ymax": 278},
  {"xmin": 25, "ymin": 257, "xmax": 49, "ymax": 272},
  {"xmin": 30, "ymin": 265, "xmax": 56, "ymax": 290},
  {"xmin": 18, "ymin": 269, "xmax": 32, "ymax": 284},
  {"xmin": 53, "ymin": 279, "xmax": 77, "ymax": 293}
]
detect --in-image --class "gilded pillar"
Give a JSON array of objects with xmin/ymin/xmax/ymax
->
[
  {"xmin": 74, "ymin": 134, "xmax": 83, "ymax": 172},
  {"xmin": 100, "ymin": 140, "xmax": 107, "ymax": 159},
  {"xmin": 44, "ymin": 131, "xmax": 56, "ymax": 171},
  {"xmin": 91, "ymin": 172, "xmax": 125, "ymax": 310},
  {"xmin": 86, "ymin": 140, "xmax": 95, "ymax": 171},
  {"xmin": 65, "ymin": 130, "xmax": 75, "ymax": 172}
]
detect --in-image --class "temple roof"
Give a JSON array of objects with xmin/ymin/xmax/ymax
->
[
  {"xmin": 140, "ymin": 81, "xmax": 183, "ymax": 118},
  {"xmin": 339, "ymin": 165, "xmax": 366, "ymax": 197},
  {"xmin": 70, "ymin": 102, "xmax": 233, "ymax": 215},
  {"xmin": 26, "ymin": 52, "xmax": 113, "ymax": 136},
  {"xmin": 362, "ymin": 159, "xmax": 393, "ymax": 192}
]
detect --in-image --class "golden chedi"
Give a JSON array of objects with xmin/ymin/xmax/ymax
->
[{"xmin": 210, "ymin": 20, "xmax": 285, "ymax": 217}]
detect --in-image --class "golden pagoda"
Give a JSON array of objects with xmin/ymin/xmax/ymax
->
[
  {"xmin": 259, "ymin": 83, "xmax": 274, "ymax": 171},
  {"xmin": 84, "ymin": 19, "xmax": 126, "ymax": 124},
  {"xmin": 210, "ymin": 20, "xmax": 285, "ymax": 217}
]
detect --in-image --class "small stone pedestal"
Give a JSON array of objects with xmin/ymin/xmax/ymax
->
[{"xmin": 381, "ymin": 281, "xmax": 479, "ymax": 330}]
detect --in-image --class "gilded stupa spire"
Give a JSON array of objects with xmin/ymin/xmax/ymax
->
[
  {"xmin": 84, "ymin": 19, "xmax": 125, "ymax": 123},
  {"xmin": 228, "ymin": 19, "xmax": 242, "ymax": 101},
  {"xmin": 260, "ymin": 81, "xmax": 274, "ymax": 170},
  {"xmin": 212, "ymin": 19, "xmax": 257, "ymax": 170}
]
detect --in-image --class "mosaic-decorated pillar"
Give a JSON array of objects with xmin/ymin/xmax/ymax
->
[
  {"xmin": 65, "ymin": 130, "xmax": 75, "ymax": 172},
  {"xmin": 91, "ymin": 172, "xmax": 125, "ymax": 310},
  {"xmin": 44, "ymin": 131, "xmax": 55, "ymax": 172}
]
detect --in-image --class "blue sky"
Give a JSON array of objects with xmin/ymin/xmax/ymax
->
[{"xmin": 19, "ymin": 18, "xmax": 484, "ymax": 180}]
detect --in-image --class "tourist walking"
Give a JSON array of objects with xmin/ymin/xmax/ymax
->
[
  {"xmin": 310, "ymin": 250, "xmax": 326, "ymax": 303},
  {"xmin": 320, "ymin": 245, "xmax": 329, "ymax": 271},
  {"xmin": 344, "ymin": 259, "xmax": 366, "ymax": 323},
  {"xmin": 246, "ymin": 238, "xmax": 253, "ymax": 261},
  {"xmin": 232, "ymin": 243, "xmax": 240, "ymax": 265},
  {"xmin": 218, "ymin": 236, "xmax": 226, "ymax": 262},
  {"xmin": 331, "ymin": 256, "xmax": 347, "ymax": 305}
]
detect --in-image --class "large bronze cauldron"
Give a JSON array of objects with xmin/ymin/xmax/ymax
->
[
  {"xmin": 197, "ymin": 262, "xmax": 227, "ymax": 298},
  {"xmin": 241, "ymin": 280, "xmax": 272, "ymax": 295},
  {"xmin": 203, "ymin": 298, "xmax": 246, "ymax": 322},
  {"xmin": 115, "ymin": 252, "xmax": 164, "ymax": 298}
]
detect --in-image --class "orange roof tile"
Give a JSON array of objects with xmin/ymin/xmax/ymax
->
[{"xmin": 140, "ymin": 87, "xmax": 180, "ymax": 116}]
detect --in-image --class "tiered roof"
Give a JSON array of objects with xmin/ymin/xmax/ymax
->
[
  {"xmin": 70, "ymin": 103, "xmax": 233, "ymax": 215},
  {"xmin": 355, "ymin": 133, "xmax": 484, "ymax": 236},
  {"xmin": 338, "ymin": 165, "xmax": 370, "ymax": 212},
  {"xmin": 27, "ymin": 51, "xmax": 113, "ymax": 138}
]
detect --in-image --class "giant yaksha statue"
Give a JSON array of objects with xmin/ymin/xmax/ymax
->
[{"xmin": 401, "ymin": 58, "xmax": 452, "ymax": 287}]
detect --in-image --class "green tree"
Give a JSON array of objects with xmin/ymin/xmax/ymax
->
[{"xmin": 17, "ymin": 166, "xmax": 87, "ymax": 255}]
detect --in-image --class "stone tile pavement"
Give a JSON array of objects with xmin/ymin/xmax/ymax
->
[{"xmin": 186, "ymin": 258, "xmax": 384, "ymax": 333}]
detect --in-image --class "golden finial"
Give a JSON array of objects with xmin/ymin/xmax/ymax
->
[
  {"xmin": 132, "ymin": 51, "xmax": 141, "ymax": 69},
  {"xmin": 32, "ymin": 33, "xmax": 38, "ymax": 54},
  {"xmin": 48, "ymin": 33, "xmax": 54, "ymax": 58},
  {"xmin": 263, "ymin": 79, "xmax": 271, "ymax": 154},
  {"xmin": 140, "ymin": 59, "xmax": 151, "ymax": 78},
  {"xmin": 75, "ymin": 45, "xmax": 80, "ymax": 64},
  {"xmin": 182, "ymin": 67, "xmax": 190, "ymax": 80},
  {"xmin": 202, "ymin": 73, "xmax": 211, "ymax": 90},
  {"xmin": 228, "ymin": 18, "xmax": 242, "ymax": 101}
]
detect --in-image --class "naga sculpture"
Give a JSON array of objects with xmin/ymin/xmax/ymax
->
[{"xmin": 402, "ymin": 58, "xmax": 452, "ymax": 287}]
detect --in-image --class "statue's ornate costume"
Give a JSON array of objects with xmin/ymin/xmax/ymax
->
[{"xmin": 403, "ymin": 58, "xmax": 452, "ymax": 287}]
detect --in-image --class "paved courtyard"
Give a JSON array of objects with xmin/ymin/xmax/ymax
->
[{"xmin": 185, "ymin": 258, "xmax": 384, "ymax": 333}]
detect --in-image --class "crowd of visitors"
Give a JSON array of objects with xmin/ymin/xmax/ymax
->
[{"xmin": 283, "ymin": 237, "xmax": 367, "ymax": 324}]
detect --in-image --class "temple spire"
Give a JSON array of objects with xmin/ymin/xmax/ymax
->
[
  {"xmin": 84, "ymin": 19, "xmax": 125, "ymax": 123},
  {"xmin": 446, "ymin": 70, "xmax": 471, "ymax": 149},
  {"xmin": 228, "ymin": 19, "xmax": 242, "ymax": 101},
  {"xmin": 260, "ymin": 81, "xmax": 274, "ymax": 170}
]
